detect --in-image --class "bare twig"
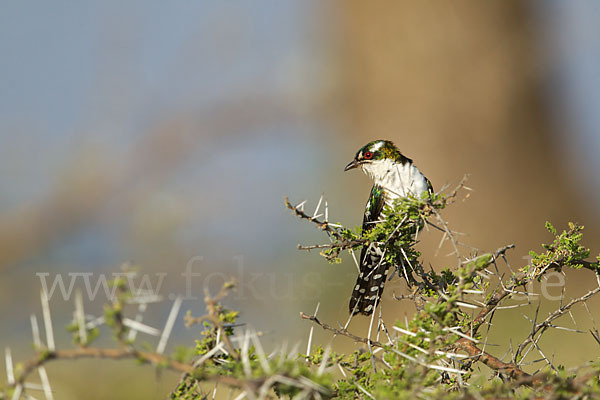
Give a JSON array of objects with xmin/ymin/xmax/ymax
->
[
  {"xmin": 455, "ymin": 339, "xmax": 538, "ymax": 383},
  {"xmin": 14, "ymin": 347, "xmax": 194, "ymax": 387},
  {"xmin": 300, "ymin": 312, "xmax": 384, "ymax": 349},
  {"xmin": 285, "ymin": 197, "xmax": 367, "ymax": 253},
  {"xmin": 514, "ymin": 270, "xmax": 600, "ymax": 363}
]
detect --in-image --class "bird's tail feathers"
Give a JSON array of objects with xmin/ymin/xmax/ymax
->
[{"xmin": 349, "ymin": 244, "xmax": 389, "ymax": 316}]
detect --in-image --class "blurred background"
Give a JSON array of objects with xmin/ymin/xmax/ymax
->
[{"xmin": 1, "ymin": 1, "xmax": 600, "ymax": 398}]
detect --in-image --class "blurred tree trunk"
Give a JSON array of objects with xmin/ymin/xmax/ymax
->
[{"xmin": 332, "ymin": 1, "xmax": 590, "ymax": 256}]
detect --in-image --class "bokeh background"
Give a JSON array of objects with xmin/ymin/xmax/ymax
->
[{"xmin": 1, "ymin": 1, "xmax": 600, "ymax": 398}]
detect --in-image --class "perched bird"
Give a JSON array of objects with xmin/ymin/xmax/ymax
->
[{"xmin": 344, "ymin": 140, "xmax": 433, "ymax": 316}]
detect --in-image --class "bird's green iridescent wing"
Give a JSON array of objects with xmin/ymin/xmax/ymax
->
[
  {"xmin": 426, "ymin": 177, "xmax": 434, "ymax": 195},
  {"xmin": 362, "ymin": 184, "xmax": 385, "ymax": 233},
  {"xmin": 350, "ymin": 184, "xmax": 388, "ymax": 315}
]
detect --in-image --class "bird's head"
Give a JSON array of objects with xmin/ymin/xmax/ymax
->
[{"xmin": 344, "ymin": 140, "xmax": 411, "ymax": 177}]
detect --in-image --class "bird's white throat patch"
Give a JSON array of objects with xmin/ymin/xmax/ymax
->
[
  {"xmin": 360, "ymin": 159, "xmax": 394, "ymax": 183},
  {"xmin": 361, "ymin": 159, "xmax": 429, "ymax": 200}
]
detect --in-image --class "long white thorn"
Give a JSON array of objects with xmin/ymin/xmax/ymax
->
[
  {"xmin": 75, "ymin": 290, "xmax": 87, "ymax": 344},
  {"xmin": 435, "ymin": 231, "xmax": 448, "ymax": 257},
  {"xmin": 127, "ymin": 303, "xmax": 148, "ymax": 342},
  {"xmin": 232, "ymin": 391, "xmax": 247, "ymax": 400},
  {"xmin": 193, "ymin": 343, "xmax": 224, "ymax": 367},
  {"xmin": 392, "ymin": 326, "xmax": 417, "ymax": 337},
  {"xmin": 343, "ymin": 311, "xmax": 355, "ymax": 330},
  {"xmin": 30, "ymin": 314, "xmax": 42, "ymax": 350},
  {"xmin": 496, "ymin": 302, "xmax": 531, "ymax": 310},
  {"xmin": 462, "ymin": 289, "xmax": 485, "ymax": 294},
  {"xmin": 455, "ymin": 301, "xmax": 480, "ymax": 309},
  {"xmin": 40, "ymin": 289, "xmax": 55, "ymax": 351},
  {"xmin": 241, "ymin": 330, "xmax": 251, "ymax": 378},
  {"xmin": 5, "ymin": 347, "xmax": 14, "ymax": 385},
  {"xmin": 349, "ymin": 249, "xmax": 361, "ymax": 273},
  {"xmin": 250, "ymin": 328, "xmax": 271, "ymax": 374},
  {"xmin": 354, "ymin": 382, "xmax": 375, "ymax": 399},
  {"xmin": 23, "ymin": 383, "xmax": 45, "ymax": 391},
  {"xmin": 390, "ymin": 348, "xmax": 467, "ymax": 374},
  {"xmin": 123, "ymin": 318, "xmax": 161, "ymax": 336},
  {"xmin": 11, "ymin": 385, "xmax": 22, "ymax": 400},
  {"xmin": 296, "ymin": 200, "xmax": 307, "ymax": 212},
  {"xmin": 317, "ymin": 346, "xmax": 330, "ymax": 376},
  {"xmin": 306, "ymin": 302, "xmax": 320, "ymax": 359},
  {"xmin": 313, "ymin": 194, "xmax": 324, "ymax": 218},
  {"xmin": 289, "ymin": 342, "xmax": 300, "ymax": 361},
  {"xmin": 278, "ymin": 341, "xmax": 287, "ymax": 368},
  {"xmin": 38, "ymin": 366, "xmax": 54, "ymax": 400},
  {"xmin": 156, "ymin": 296, "xmax": 182, "ymax": 354},
  {"xmin": 85, "ymin": 316, "xmax": 106, "ymax": 330},
  {"xmin": 444, "ymin": 327, "xmax": 480, "ymax": 343}
]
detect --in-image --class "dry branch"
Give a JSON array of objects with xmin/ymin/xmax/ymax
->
[
  {"xmin": 300, "ymin": 312, "xmax": 385, "ymax": 349},
  {"xmin": 15, "ymin": 347, "xmax": 193, "ymax": 387}
]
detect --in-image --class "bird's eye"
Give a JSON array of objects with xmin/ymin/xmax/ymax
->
[{"xmin": 364, "ymin": 151, "xmax": 373, "ymax": 160}]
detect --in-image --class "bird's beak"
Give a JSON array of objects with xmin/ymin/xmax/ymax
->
[{"xmin": 344, "ymin": 159, "xmax": 359, "ymax": 171}]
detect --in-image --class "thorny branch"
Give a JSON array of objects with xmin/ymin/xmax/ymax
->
[
  {"xmin": 15, "ymin": 347, "xmax": 193, "ymax": 386},
  {"xmin": 455, "ymin": 340, "xmax": 538, "ymax": 383},
  {"xmin": 456, "ymin": 248, "xmax": 600, "ymax": 380},
  {"xmin": 300, "ymin": 312, "xmax": 385, "ymax": 349},
  {"xmin": 292, "ymin": 179, "xmax": 600, "ymax": 396},
  {"xmin": 5, "ymin": 277, "xmax": 334, "ymax": 400},
  {"xmin": 513, "ymin": 269, "xmax": 600, "ymax": 364},
  {"xmin": 184, "ymin": 279, "xmax": 240, "ymax": 360},
  {"xmin": 284, "ymin": 197, "xmax": 366, "ymax": 254},
  {"xmin": 13, "ymin": 345, "xmax": 329, "ymax": 399}
]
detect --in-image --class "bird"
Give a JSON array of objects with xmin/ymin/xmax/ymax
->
[{"xmin": 344, "ymin": 140, "xmax": 433, "ymax": 316}]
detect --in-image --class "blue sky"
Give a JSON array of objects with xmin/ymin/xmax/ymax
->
[{"xmin": 0, "ymin": 1, "xmax": 321, "ymax": 209}]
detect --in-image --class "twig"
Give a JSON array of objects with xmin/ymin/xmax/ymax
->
[
  {"xmin": 455, "ymin": 340, "xmax": 538, "ymax": 383},
  {"xmin": 285, "ymin": 197, "xmax": 367, "ymax": 252},
  {"xmin": 300, "ymin": 313, "xmax": 384, "ymax": 349},
  {"xmin": 13, "ymin": 347, "xmax": 194, "ymax": 387},
  {"xmin": 514, "ymin": 270, "xmax": 600, "ymax": 363}
]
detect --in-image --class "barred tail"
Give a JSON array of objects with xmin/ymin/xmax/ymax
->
[{"xmin": 349, "ymin": 245, "xmax": 389, "ymax": 316}]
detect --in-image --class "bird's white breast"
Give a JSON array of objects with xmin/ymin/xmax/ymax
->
[{"xmin": 362, "ymin": 159, "xmax": 429, "ymax": 207}]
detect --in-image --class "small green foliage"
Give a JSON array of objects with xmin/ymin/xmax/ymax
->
[
  {"xmin": 320, "ymin": 225, "xmax": 362, "ymax": 263},
  {"xmin": 170, "ymin": 377, "xmax": 203, "ymax": 400},
  {"xmin": 523, "ymin": 221, "xmax": 597, "ymax": 280},
  {"xmin": 66, "ymin": 321, "xmax": 99, "ymax": 346},
  {"xmin": 38, "ymin": 348, "xmax": 52, "ymax": 362}
]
